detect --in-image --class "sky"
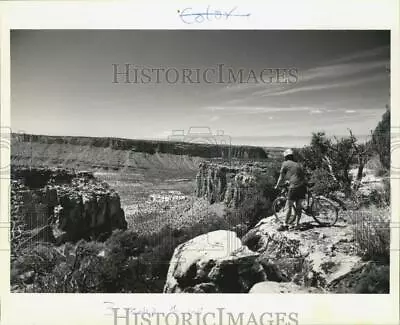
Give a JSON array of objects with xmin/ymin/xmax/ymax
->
[{"xmin": 11, "ymin": 30, "xmax": 390, "ymax": 147}]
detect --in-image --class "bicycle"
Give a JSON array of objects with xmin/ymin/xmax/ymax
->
[{"xmin": 272, "ymin": 182, "xmax": 339, "ymax": 226}]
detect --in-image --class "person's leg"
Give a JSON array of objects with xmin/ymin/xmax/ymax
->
[
  {"xmin": 294, "ymin": 199, "xmax": 303, "ymax": 226},
  {"xmin": 285, "ymin": 200, "xmax": 294, "ymax": 225}
]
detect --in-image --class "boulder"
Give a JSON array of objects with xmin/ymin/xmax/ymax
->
[
  {"xmin": 250, "ymin": 281, "xmax": 324, "ymax": 293},
  {"xmin": 242, "ymin": 215, "xmax": 365, "ymax": 291},
  {"xmin": 164, "ymin": 230, "xmax": 266, "ymax": 293}
]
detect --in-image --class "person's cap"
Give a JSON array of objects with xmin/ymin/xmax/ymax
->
[{"xmin": 283, "ymin": 148, "xmax": 294, "ymax": 157}]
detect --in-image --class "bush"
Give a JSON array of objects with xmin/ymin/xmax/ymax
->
[
  {"xmin": 223, "ymin": 166, "xmax": 278, "ymax": 233},
  {"xmin": 309, "ymin": 168, "xmax": 340, "ymax": 197},
  {"xmin": 13, "ymin": 243, "xmax": 61, "ymax": 276},
  {"xmin": 371, "ymin": 109, "xmax": 390, "ymax": 169},
  {"xmin": 354, "ymin": 263, "xmax": 389, "ymax": 293},
  {"xmin": 228, "ymin": 194, "xmax": 273, "ymax": 229},
  {"xmin": 352, "ymin": 208, "xmax": 390, "ymax": 263},
  {"xmin": 330, "ymin": 262, "xmax": 389, "ymax": 293},
  {"xmin": 11, "ymin": 242, "xmax": 70, "ymax": 292},
  {"xmin": 11, "ymin": 205, "xmax": 246, "ymax": 293},
  {"xmin": 367, "ymin": 181, "xmax": 390, "ymax": 208}
]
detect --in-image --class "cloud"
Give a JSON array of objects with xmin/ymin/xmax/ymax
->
[
  {"xmin": 210, "ymin": 115, "xmax": 220, "ymax": 122},
  {"xmin": 300, "ymin": 60, "xmax": 387, "ymax": 83},
  {"xmin": 324, "ymin": 45, "xmax": 389, "ymax": 65},
  {"xmin": 203, "ymin": 106, "xmax": 311, "ymax": 114},
  {"xmin": 259, "ymin": 73, "xmax": 387, "ymax": 97},
  {"xmin": 206, "ymin": 106, "xmax": 226, "ymax": 112},
  {"xmin": 309, "ymin": 109, "xmax": 323, "ymax": 114},
  {"xmin": 213, "ymin": 45, "xmax": 389, "ymax": 105}
]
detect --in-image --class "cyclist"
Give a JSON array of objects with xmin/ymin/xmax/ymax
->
[{"xmin": 274, "ymin": 148, "xmax": 306, "ymax": 230}]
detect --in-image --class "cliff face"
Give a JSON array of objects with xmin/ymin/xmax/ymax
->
[
  {"xmin": 195, "ymin": 162, "xmax": 277, "ymax": 207},
  {"xmin": 11, "ymin": 133, "xmax": 269, "ymax": 166},
  {"xmin": 11, "ymin": 168, "xmax": 127, "ymax": 250}
]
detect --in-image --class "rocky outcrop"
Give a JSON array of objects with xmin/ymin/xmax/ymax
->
[
  {"xmin": 164, "ymin": 230, "xmax": 267, "ymax": 293},
  {"xmin": 11, "ymin": 168, "xmax": 127, "ymax": 249},
  {"xmin": 243, "ymin": 214, "xmax": 365, "ymax": 292},
  {"xmin": 196, "ymin": 162, "xmax": 276, "ymax": 207},
  {"xmin": 54, "ymin": 177, "xmax": 127, "ymax": 241}
]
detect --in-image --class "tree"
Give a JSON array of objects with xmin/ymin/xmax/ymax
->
[
  {"xmin": 348, "ymin": 129, "xmax": 371, "ymax": 183},
  {"xmin": 371, "ymin": 108, "xmax": 390, "ymax": 170},
  {"xmin": 299, "ymin": 131, "xmax": 370, "ymax": 195}
]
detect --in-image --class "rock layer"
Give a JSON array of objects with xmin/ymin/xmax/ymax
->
[
  {"xmin": 195, "ymin": 162, "xmax": 276, "ymax": 207},
  {"xmin": 11, "ymin": 168, "xmax": 127, "ymax": 248}
]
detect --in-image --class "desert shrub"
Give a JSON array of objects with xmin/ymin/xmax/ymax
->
[
  {"xmin": 224, "ymin": 171, "xmax": 277, "ymax": 233},
  {"xmin": 241, "ymin": 164, "xmax": 278, "ymax": 223},
  {"xmin": 50, "ymin": 211, "xmax": 237, "ymax": 293},
  {"xmin": 298, "ymin": 131, "xmax": 372, "ymax": 196},
  {"xmin": 354, "ymin": 263, "xmax": 389, "ymax": 293},
  {"xmin": 374, "ymin": 166, "xmax": 389, "ymax": 178},
  {"xmin": 238, "ymin": 195, "xmax": 272, "ymax": 228},
  {"xmin": 352, "ymin": 208, "xmax": 390, "ymax": 263},
  {"xmin": 366, "ymin": 154, "xmax": 388, "ymax": 178},
  {"xmin": 371, "ymin": 109, "xmax": 390, "ymax": 169},
  {"xmin": 12, "ymin": 243, "xmax": 62, "ymax": 277},
  {"xmin": 11, "ymin": 242, "xmax": 66, "ymax": 292},
  {"xmin": 367, "ymin": 182, "xmax": 390, "ymax": 208},
  {"xmin": 42, "ymin": 234, "xmax": 153, "ymax": 293},
  {"xmin": 382, "ymin": 177, "xmax": 390, "ymax": 206},
  {"xmin": 105, "ymin": 229, "xmax": 148, "ymax": 256},
  {"xmin": 330, "ymin": 262, "xmax": 389, "ymax": 293},
  {"xmin": 309, "ymin": 168, "xmax": 340, "ymax": 197}
]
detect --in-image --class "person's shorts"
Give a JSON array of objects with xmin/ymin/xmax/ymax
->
[{"xmin": 288, "ymin": 184, "xmax": 306, "ymax": 201}]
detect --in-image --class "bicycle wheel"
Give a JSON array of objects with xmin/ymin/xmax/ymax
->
[
  {"xmin": 272, "ymin": 196, "xmax": 296, "ymax": 224},
  {"xmin": 310, "ymin": 196, "xmax": 338, "ymax": 226}
]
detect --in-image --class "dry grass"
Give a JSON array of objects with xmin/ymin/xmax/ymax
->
[{"xmin": 347, "ymin": 206, "xmax": 390, "ymax": 263}]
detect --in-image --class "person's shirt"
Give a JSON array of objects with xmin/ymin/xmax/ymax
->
[{"xmin": 280, "ymin": 160, "xmax": 306, "ymax": 188}]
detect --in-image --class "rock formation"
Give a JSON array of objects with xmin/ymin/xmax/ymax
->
[
  {"xmin": 163, "ymin": 213, "xmax": 372, "ymax": 294},
  {"xmin": 164, "ymin": 230, "xmax": 267, "ymax": 293},
  {"xmin": 11, "ymin": 133, "xmax": 269, "ymax": 167},
  {"xmin": 242, "ymin": 214, "xmax": 365, "ymax": 292},
  {"xmin": 195, "ymin": 162, "xmax": 276, "ymax": 207},
  {"xmin": 11, "ymin": 168, "xmax": 127, "ymax": 250}
]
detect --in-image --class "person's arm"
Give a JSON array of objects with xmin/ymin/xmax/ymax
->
[
  {"xmin": 274, "ymin": 163, "xmax": 286, "ymax": 189},
  {"xmin": 274, "ymin": 174, "xmax": 283, "ymax": 189}
]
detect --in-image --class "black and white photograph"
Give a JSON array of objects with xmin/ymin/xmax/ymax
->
[{"xmin": 9, "ymin": 29, "xmax": 391, "ymax": 296}]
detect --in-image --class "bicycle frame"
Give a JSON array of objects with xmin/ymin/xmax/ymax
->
[
  {"xmin": 278, "ymin": 184, "xmax": 313, "ymax": 215},
  {"xmin": 274, "ymin": 183, "xmax": 339, "ymax": 226}
]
